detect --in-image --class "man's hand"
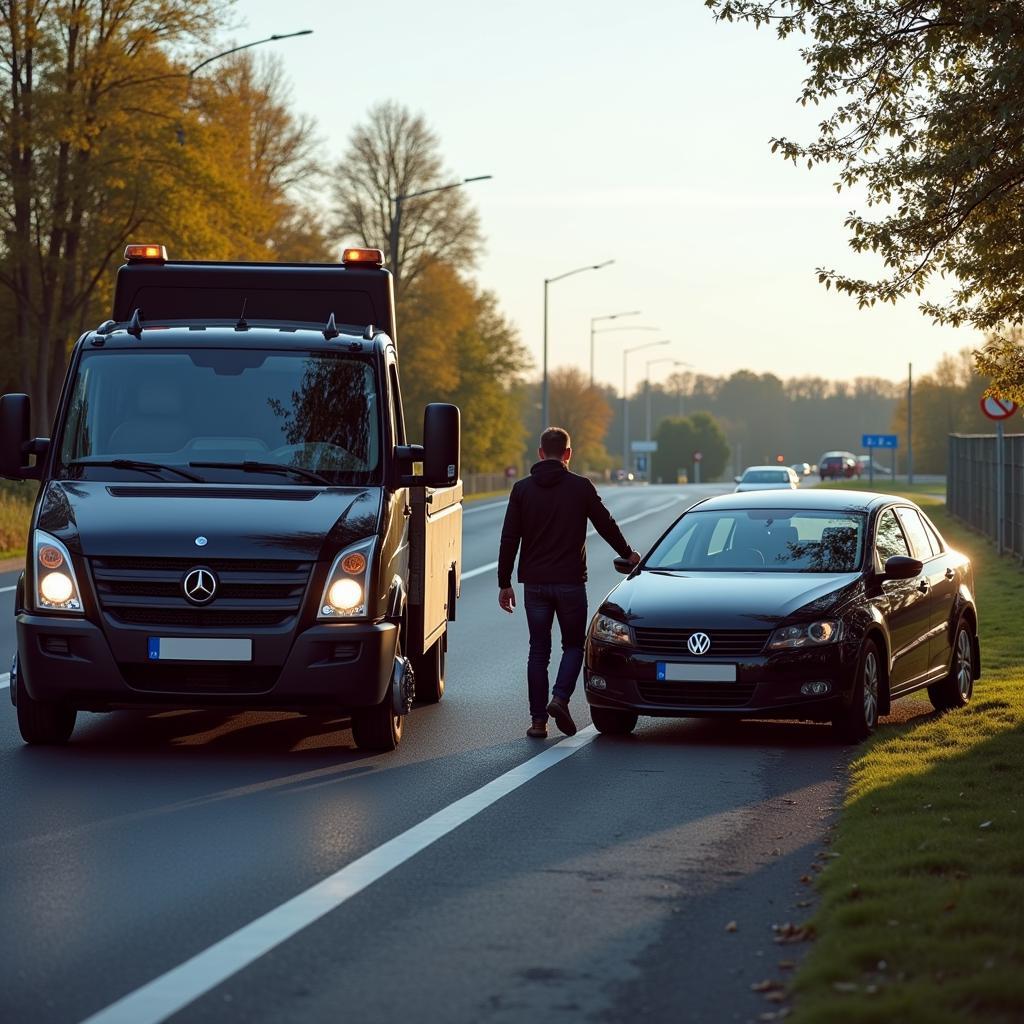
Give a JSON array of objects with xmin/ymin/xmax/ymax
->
[
  {"xmin": 498, "ymin": 587, "xmax": 516, "ymax": 614},
  {"xmin": 627, "ymin": 549, "xmax": 641, "ymax": 567}
]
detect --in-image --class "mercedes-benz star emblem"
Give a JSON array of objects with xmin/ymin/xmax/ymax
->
[
  {"xmin": 687, "ymin": 632, "xmax": 711, "ymax": 656},
  {"xmin": 183, "ymin": 567, "xmax": 217, "ymax": 605}
]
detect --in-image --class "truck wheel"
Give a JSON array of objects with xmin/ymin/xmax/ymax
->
[
  {"xmin": 351, "ymin": 688, "xmax": 403, "ymax": 752},
  {"xmin": 831, "ymin": 639, "xmax": 880, "ymax": 743},
  {"xmin": 928, "ymin": 618, "xmax": 975, "ymax": 711},
  {"xmin": 412, "ymin": 639, "xmax": 445, "ymax": 704},
  {"xmin": 591, "ymin": 707, "xmax": 638, "ymax": 735},
  {"xmin": 16, "ymin": 673, "xmax": 76, "ymax": 745}
]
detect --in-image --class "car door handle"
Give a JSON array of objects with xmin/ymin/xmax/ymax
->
[
  {"xmin": 918, "ymin": 580, "xmax": 929, "ymax": 593},
  {"xmin": 945, "ymin": 567, "xmax": 955, "ymax": 580}
]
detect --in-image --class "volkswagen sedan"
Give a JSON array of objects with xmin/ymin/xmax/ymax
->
[{"xmin": 584, "ymin": 490, "xmax": 980, "ymax": 741}]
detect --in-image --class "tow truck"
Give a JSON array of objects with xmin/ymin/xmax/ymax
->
[{"xmin": 0, "ymin": 244, "xmax": 462, "ymax": 751}]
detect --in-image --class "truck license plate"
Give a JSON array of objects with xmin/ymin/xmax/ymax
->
[
  {"xmin": 657, "ymin": 662, "xmax": 736, "ymax": 682},
  {"xmin": 148, "ymin": 637, "xmax": 252, "ymax": 662}
]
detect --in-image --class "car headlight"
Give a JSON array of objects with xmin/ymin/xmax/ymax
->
[
  {"xmin": 590, "ymin": 613, "xmax": 633, "ymax": 646},
  {"xmin": 769, "ymin": 619, "xmax": 842, "ymax": 650},
  {"xmin": 34, "ymin": 531, "xmax": 83, "ymax": 614},
  {"xmin": 318, "ymin": 538, "xmax": 375, "ymax": 619}
]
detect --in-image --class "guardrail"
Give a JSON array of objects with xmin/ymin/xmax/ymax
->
[{"xmin": 947, "ymin": 433, "xmax": 1024, "ymax": 559}]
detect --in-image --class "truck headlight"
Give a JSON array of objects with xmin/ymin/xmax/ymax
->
[
  {"xmin": 34, "ymin": 531, "xmax": 83, "ymax": 614},
  {"xmin": 590, "ymin": 613, "xmax": 633, "ymax": 646},
  {"xmin": 319, "ymin": 538, "xmax": 375, "ymax": 619},
  {"xmin": 769, "ymin": 619, "xmax": 842, "ymax": 650}
]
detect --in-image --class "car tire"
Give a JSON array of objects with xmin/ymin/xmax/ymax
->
[
  {"xmin": 16, "ymin": 673, "xmax": 76, "ymax": 745},
  {"xmin": 351, "ymin": 687, "xmax": 403, "ymax": 752},
  {"xmin": 591, "ymin": 707, "xmax": 639, "ymax": 736},
  {"xmin": 412, "ymin": 638, "xmax": 445, "ymax": 705},
  {"xmin": 927, "ymin": 618, "xmax": 975, "ymax": 711},
  {"xmin": 832, "ymin": 639, "xmax": 881, "ymax": 743}
]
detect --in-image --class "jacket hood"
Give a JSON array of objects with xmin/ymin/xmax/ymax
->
[
  {"xmin": 35, "ymin": 481, "xmax": 381, "ymax": 562},
  {"xmin": 530, "ymin": 459, "xmax": 568, "ymax": 488}
]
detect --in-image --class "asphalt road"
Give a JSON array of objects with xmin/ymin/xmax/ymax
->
[{"xmin": 0, "ymin": 483, "xmax": 932, "ymax": 1024}]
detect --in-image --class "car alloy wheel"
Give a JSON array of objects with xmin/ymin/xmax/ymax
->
[
  {"xmin": 955, "ymin": 627, "xmax": 973, "ymax": 701},
  {"xmin": 862, "ymin": 648, "xmax": 880, "ymax": 728}
]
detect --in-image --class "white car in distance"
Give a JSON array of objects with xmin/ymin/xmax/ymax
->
[{"xmin": 734, "ymin": 466, "xmax": 800, "ymax": 493}]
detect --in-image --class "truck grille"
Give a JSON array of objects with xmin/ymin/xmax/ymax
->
[
  {"xmin": 633, "ymin": 628, "xmax": 769, "ymax": 658},
  {"xmin": 90, "ymin": 556, "xmax": 313, "ymax": 629},
  {"xmin": 637, "ymin": 681, "xmax": 757, "ymax": 707}
]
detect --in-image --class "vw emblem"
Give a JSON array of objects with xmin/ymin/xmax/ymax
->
[
  {"xmin": 688, "ymin": 632, "xmax": 712, "ymax": 656},
  {"xmin": 183, "ymin": 567, "xmax": 217, "ymax": 605},
  {"xmin": 194, "ymin": 536, "xmax": 208, "ymax": 547}
]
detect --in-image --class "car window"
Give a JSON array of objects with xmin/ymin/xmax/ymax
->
[
  {"xmin": 896, "ymin": 507, "xmax": 936, "ymax": 560},
  {"xmin": 875, "ymin": 509, "xmax": 910, "ymax": 563},
  {"xmin": 742, "ymin": 470, "xmax": 790, "ymax": 483},
  {"xmin": 921, "ymin": 514, "xmax": 944, "ymax": 555}
]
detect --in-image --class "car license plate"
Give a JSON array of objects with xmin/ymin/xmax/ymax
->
[
  {"xmin": 148, "ymin": 637, "xmax": 252, "ymax": 662},
  {"xmin": 657, "ymin": 662, "xmax": 736, "ymax": 682}
]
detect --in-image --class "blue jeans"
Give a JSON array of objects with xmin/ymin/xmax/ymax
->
[{"xmin": 523, "ymin": 583, "xmax": 588, "ymax": 720}]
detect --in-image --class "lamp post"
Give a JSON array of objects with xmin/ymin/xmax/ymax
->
[
  {"xmin": 645, "ymin": 356, "xmax": 689, "ymax": 443},
  {"xmin": 542, "ymin": 260, "xmax": 614, "ymax": 429},
  {"xmin": 390, "ymin": 175, "xmax": 492, "ymax": 294},
  {"xmin": 590, "ymin": 324, "xmax": 660, "ymax": 390},
  {"xmin": 589, "ymin": 311, "xmax": 640, "ymax": 385},
  {"xmin": 622, "ymin": 340, "xmax": 669, "ymax": 475}
]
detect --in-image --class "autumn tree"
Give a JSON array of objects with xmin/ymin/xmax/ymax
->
[
  {"xmin": 329, "ymin": 102, "xmax": 483, "ymax": 301},
  {"xmin": 547, "ymin": 366, "xmax": 614, "ymax": 471},
  {"xmin": 706, "ymin": 1, "xmax": 1024, "ymax": 397},
  {"xmin": 652, "ymin": 413, "xmax": 730, "ymax": 483}
]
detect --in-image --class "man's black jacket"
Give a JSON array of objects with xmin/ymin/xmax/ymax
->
[{"xmin": 497, "ymin": 460, "xmax": 631, "ymax": 588}]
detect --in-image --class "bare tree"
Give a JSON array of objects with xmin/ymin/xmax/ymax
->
[{"xmin": 330, "ymin": 101, "xmax": 482, "ymax": 300}]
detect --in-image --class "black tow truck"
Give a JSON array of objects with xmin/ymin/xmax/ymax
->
[{"xmin": 1, "ymin": 245, "xmax": 463, "ymax": 751}]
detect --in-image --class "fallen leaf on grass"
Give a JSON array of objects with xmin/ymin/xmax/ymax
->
[
  {"xmin": 979, "ymin": 820, "xmax": 993, "ymax": 829},
  {"xmin": 773, "ymin": 922, "xmax": 817, "ymax": 944},
  {"xmin": 798, "ymin": 875, "xmax": 813, "ymax": 884}
]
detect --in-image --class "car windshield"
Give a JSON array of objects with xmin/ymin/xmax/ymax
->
[
  {"xmin": 58, "ymin": 349, "xmax": 381, "ymax": 485},
  {"xmin": 742, "ymin": 470, "xmax": 789, "ymax": 483},
  {"xmin": 646, "ymin": 508, "xmax": 866, "ymax": 573}
]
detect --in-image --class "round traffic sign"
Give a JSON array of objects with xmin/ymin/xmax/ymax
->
[
  {"xmin": 693, "ymin": 451, "xmax": 703, "ymax": 462},
  {"xmin": 980, "ymin": 395, "xmax": 1018, "ymax": 421}
]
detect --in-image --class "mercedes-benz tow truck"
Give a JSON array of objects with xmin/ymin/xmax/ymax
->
[{"xmin": 1, "ymin": 244, "xmax": 462, "ymax": 751}]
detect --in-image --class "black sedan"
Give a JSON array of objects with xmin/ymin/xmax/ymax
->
[{"xmin": 585, "ymin": 490, "xmax": 979, "ymax": 741}]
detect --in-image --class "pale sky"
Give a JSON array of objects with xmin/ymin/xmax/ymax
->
[{"xmin": 235, "ymin": 0, "xmax": 968, "ymax": 393}]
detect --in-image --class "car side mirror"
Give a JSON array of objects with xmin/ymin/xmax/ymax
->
[
  {"xmin": 0, "ymin": 393, "xmax": 47, "ymax": 480},
  {"xmin": 421, "ymin": 403, "xmax": 460, "ymax": 488},
  {"xmin": 613, "ymin": 556, "xmax": 633, "ymax": 574},
  {"xmin": 734, "ymin": 476, "xmax": 742, "ymax": 484},
  {"xmin": 883, "ymin": 555, "xmax": 923, "ymax": 580}
]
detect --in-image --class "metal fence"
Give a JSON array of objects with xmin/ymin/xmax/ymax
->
[
  {"xmin": 947, "ymin": 433, "xmax": 1024, "ymax": 559},
  {"xmin": 462, "ymin": 473, "xmax": 515, "ymax": 498}
]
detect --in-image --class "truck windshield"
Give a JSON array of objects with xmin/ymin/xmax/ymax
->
[{"xmin": 58, "ymin": 349, "xmax": 381, "ymax": 485}]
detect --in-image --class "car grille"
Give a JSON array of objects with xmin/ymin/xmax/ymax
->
[
  {"xmin": 632, "ymin": 628, "xmax": 770, "ymax": 658},
  {"xmin": 120, "ymin": 663, "xmax": 280, "ymax": 695},
  {"xmin": 636, "ymin": 681, "xmax": 757, "ymax": 708},
  {"xmin": 90, "ymin": 556, "xmax": 313, "ymax": 629}
]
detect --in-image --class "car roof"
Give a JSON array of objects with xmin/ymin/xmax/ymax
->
[
  {"xmin": 743, "ymin": 465, "xmax": 792, "ymax": 472},
  {"xmin": 692, "ymin": 488, "xmax": 899, "ymax": 513}
]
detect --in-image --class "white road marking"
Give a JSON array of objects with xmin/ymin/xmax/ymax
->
[
  {"xmin": 78, "ymin": 726, "xmax": 599, "ymax": 1024},
  {"xmin": 460, "ymin": 496, "xmax": 689, "ymax": 582},
  {"xmin": 0, "ymin": 673, "xmax": 8, "ymax": 690},
  {"xmin": 462, "ymin": 498, "xmax": 509, "ymax": 515},
  {"xmin": 0, "ymin": 585, "xmax": 16, "ymax": 594}
]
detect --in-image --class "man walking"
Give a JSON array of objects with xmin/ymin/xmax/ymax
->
[{"xmin": 498, "ymin": 427, "xmax": 640, "ymax": 738}]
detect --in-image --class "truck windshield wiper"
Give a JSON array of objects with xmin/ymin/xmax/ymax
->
[
  {"xmin": 66, "ymin": 458, "xmax": 205, "ymax": 482},
  {"xmin": 188, "ymin": 460, "xmax": 331, "ymax": 485}
]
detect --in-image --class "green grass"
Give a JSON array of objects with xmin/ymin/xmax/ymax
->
[
  {"xmin": 791, "ymin": 494, "xmax": 1024, "ymax": 1023},
  {"xmin": 816, "ymin": 479, "xmax": 947, "ymax": 498},
  {"xmin": 0, "ymin": 480, "xmax": 35, "ymax": 558}
]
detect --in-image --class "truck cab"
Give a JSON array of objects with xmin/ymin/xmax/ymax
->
[{"xmin": 0, "ymin": 245, "xmax": 462, "ymax": 751}]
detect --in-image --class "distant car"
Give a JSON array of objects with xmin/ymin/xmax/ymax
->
[
  {"xmin": 856, "ymin": 455, "xmax": 892, "ymax": 476},
  {"xmin": 791, "ymin": 462, "xmax": 812, "ymax": 477},
  {"xmin": 734, "ymin": 466, "xmax": 799, "ymax": 493},
  {"xmin": 818, "ymin": 451, "xmax": 860, "ymax": 479},
  {"xmin": 585, "ymin": 490, "xmax": 980, "ymax": 742}
]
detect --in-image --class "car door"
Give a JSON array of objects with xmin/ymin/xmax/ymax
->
[{"xmin": 873, "ymin": 507, "xmax": 931, "ymax": 688}]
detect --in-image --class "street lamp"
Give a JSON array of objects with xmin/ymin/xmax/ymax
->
[
  {"xmin": 177, "ymin": 30, "xmax": 314, "ymax": 143},
  {"xmin": 590, "ymin": 323, "xmax": 659, "ymax": 388},
  {"xmin": 644, "ymin": 355, "xmax": 685, "ymax": 443},
  {"xmin": 589, "ymin": 311, "xmax": 640, "ymax": 385},
  {"xmin": 542, "ymin": 260, "xmax": 614, "ymax": 428},
  {"xmin": 622, "ymin": 340, "xmax": 669, "ymax": 475},
  {"xmin": 390, "ymin": 175, "xmax": 492, "ymax": 293}
]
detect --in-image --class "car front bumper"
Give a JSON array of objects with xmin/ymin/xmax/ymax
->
[
  {"xmin": 15, "ymin": 612, "xmax": 397, "ymax": 711},
  {"xmin": 584, "ymin": 638, "xmax": 861, "ymax": 720}
]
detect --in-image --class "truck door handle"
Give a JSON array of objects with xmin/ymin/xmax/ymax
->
[
  {"xmin": 944, "ymin": 567, "xmax": 955, "ymax": 580},
  {"xmin": 403, "ymin": 504, "xmax": 412, "ymax": 517}
]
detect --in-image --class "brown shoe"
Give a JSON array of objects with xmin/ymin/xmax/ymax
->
[
  {"xmin": 546, "ymin": 696, "xmax": 577, "ymax": 736},
  {"xmin": 527, "ymin": 718, "xmax": 548, "ymax": 738}
]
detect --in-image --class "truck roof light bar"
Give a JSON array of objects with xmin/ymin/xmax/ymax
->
[
  {"xmin": 324, "ymin": 312, "xmax": 339, "ymax": 340},
  {"xmin": 342, "ymin": 248, "xmax": 384, "ymax": 268},
  {"xmin": 124, "ymin": 243, "xmax": 168, "ymax": 263}
]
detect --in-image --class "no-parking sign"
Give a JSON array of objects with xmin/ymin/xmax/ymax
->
[{"xmin": 980, "ymin": 395, "xmax": 1018, "ymax": 421}]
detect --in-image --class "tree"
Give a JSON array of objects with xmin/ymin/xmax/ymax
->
[
  {"xmin": 330, "ymin": 101, "xmax": 482, "ymax": 301},
  {"xmin": 652, "ymin": 413, "xmax": 730, "ymax": 482},
  {"xmin": 548, "ymin": 366, "xmax": 614, "ymax": 471},
  {"xmin": 706, "ymin": 2, "xmax": 1024, "ymax": 396}
]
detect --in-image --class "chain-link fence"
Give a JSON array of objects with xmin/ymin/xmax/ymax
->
[{"xmin": 947, "ymin": 433, "xmax": 1024, "ymax": 558}]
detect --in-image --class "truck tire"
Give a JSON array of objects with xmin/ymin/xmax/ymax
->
[
  {"xmin": 351, "ymin": 687, "xmax": 403, "ymax": 752},
  {"xmin": 412, "ymin": 638, "xmax": 445, "ymax": 704},
  {"xmin": 16, "ymin": 673, "xmax": 76, "ymax": 745}
]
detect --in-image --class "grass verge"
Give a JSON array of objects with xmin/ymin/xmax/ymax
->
[
  {"xmin": 0, "ymin": 480, "xmax": 35, "ymax": 559},
  {"xmin": 791, "ymin": 494, "xmax": 1024, "ymax": 1023}
]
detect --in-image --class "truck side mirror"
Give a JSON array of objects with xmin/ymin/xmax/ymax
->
[
  {"xmin": 422, "ymin": 403, "xmax": 460, "ymax": 487},
  {"xmin": 0, "ymin": 394, "xmax": 37, "ymax": 480}
]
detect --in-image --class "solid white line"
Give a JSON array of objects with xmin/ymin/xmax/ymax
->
[
  {"xmin": 79, "ymin": 726, "xmax": 598, "ymax": 1024},
  {"xmin": 0, "ymin": 673, "xmax": 8, "ymax": 690},
  {"xmin": 462, "ymin": 498, "xmax": 509, "ymax": 515},
  {"xmin": 0, "ymin": 585, "xmax": 15, "ymax": 594},
  {"xmin": 460, "ymin": 496, "xmax": 687, "ymax": 583}
]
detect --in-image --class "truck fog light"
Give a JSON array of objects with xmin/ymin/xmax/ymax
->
[
  {"xmin": 328, "ymin": 578, "xmax": 363, "ymax": 612},
  {"xmin": 40, "ymin": 572, "xmax": 73, "ymax": 604},
  {"xmin": 801, "ymin": 681, "xmax": 832, "ymax": 696},
  {"xmin": 588, "ymin": 675, "xmax": 607, "ymax": 690}
]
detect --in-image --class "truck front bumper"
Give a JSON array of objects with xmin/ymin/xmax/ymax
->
[{"xmin": 15, "ymin": 613, "xmax": 397, "ymax": 711}]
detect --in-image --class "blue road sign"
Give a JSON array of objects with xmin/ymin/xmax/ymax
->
[{"xmin": 862, "ymin": 433, "xmax": 899, "ymax": 449}]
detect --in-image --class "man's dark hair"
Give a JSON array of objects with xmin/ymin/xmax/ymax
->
[{"xmin": 540, "ymin": 427, "xmax": 570, "ymax": 457}]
